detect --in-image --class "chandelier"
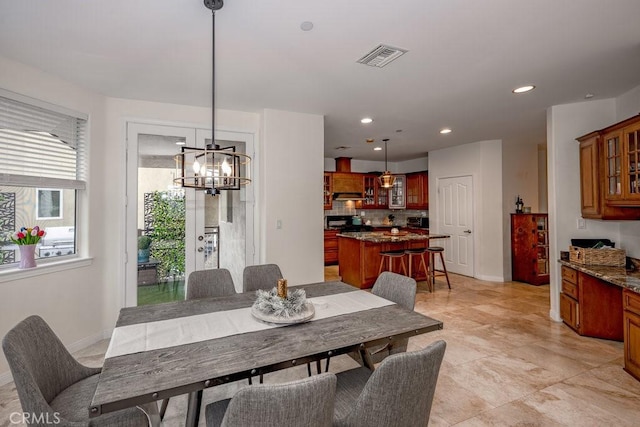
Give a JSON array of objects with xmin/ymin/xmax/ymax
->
[
  {"xmin": 378, "ymin": 138, "xmax": 396, "ymax": 188},
  {"xmin": 174, "ymin": 0, "xmax": 251, "ymax": 195}
]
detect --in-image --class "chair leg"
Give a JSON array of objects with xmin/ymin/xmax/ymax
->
[
  {"xmin": 378, "ymin": 256, "xmax": 385, "ymax": 275},
  {"xmin": 419, "ymin": 254, "xmax": 428, "ymax": 279},
  {"xmin": 439, "ymin": 252, "xmax": 452, "ymax": 289},
  {"xmin": 400, "ymin": 257, "xmax": 407, "ymax": 276},
  {"xmin": 159, "ymin": 398, "xmax": 169, "ymax": 420},
  {"xmin": 407, "ymin": 254, "xmax": 413, "ymax": 277}
]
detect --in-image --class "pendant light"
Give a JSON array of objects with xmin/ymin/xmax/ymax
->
[
  {"xmin": 174, "ymin": 0, "xmax": 251, "ymax": 195},
  {"xmin": 378, "ymin": 138, "xmax": 396, "ymax": 188}
]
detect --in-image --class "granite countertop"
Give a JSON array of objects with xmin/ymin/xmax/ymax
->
[
  {"xmin": 559, "ymin": 260, "xmax": 640, "ymax": 294},
  {"xmin": 337, "ymin": 231, "xmax": 450, "ymax": 243}
]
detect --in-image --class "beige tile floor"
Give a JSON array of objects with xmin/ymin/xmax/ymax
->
[{"xmin": 2, "ymin": 268, "xmax": 640, "ymax": 426}]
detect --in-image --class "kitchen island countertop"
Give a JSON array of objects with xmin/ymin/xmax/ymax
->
[{"xmin": 337, "ymin": 231, "xmax": 450, "ymax": 243}]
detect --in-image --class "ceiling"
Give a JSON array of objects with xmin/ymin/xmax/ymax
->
[{"xmin": 1, "ymin": 0, "xmax": 640, "ymax": 161}]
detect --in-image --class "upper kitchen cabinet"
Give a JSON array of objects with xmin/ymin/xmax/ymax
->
[
  {"xmin": 577, "ymin": 114, "xmax": 640, "ymax": 220},
  {"xmin": 388, "ymin": 175, "xmax": 406, "ymax": 209},
  {"xmin": 323, "ymin": 172, "xmax": 332, "ymax": 210},
  {"xmin": 406, "ymin": 171, "xmax": 429, "ymax": 210},
  {"xmin": 363, "ymin": 174, "xmax": 388, "ymax": 209}
]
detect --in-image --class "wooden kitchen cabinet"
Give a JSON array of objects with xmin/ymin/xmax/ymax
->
[
  {"xmin": 362, "ymin": 174, "xmax": 388, "ymax": 209},
  {"xmin": 577, "ymin": 114, "xmax": 640, "ymax": 219},
  {"xmin": 324, "ymin": 229, "xmax": 339, "ymax": 265},
  {"xmin": 560, "ymin": 265, "xmax": 623, "ymax": 341},
  {"xmin": 406, "ymin": 171, "xmax": 429, "ymax": 209},
  {"xmin": 388, "ymin": 175, "xmax": 406, "ymax": 209},
  {"xmin": 511, "ymin": 214, "xmax": 549, "ymax": 285},
  {"xmin": 323, "ymin": 172, "xmax": 332, "ymax": 210},
  {"xmin": 623, "ymin": 289, "xmax": 640, "ymax": 381}
]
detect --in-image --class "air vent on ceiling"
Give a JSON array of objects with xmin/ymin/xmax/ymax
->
[{"xmin": 357, "ymin": 44, "xmax": 408, "ymax": 68}]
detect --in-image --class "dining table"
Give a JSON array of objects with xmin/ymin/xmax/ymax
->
[{"xmin": 90, "ymin": 280, "xmax": 443, "ymax": 426}]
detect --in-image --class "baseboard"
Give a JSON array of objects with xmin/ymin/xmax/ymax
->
[
  {"xmin": 475, "ymin": 274, "xmax": 504, "ymax": 282},
  {"xmin": 0, "ymin": 331, "xmax": 108, "ymax": 386},
  {"xmin": 549, "ymin": 309, "xmax": 562, "ymax": 322}
]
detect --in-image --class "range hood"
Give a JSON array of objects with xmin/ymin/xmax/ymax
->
[
  {"xmin": 333, "ymin": 192, "xmax": 366, "ymax": 201},
  {"xmin": 332, "ymin": 157, "xmax": 365, "ymax": 200}
]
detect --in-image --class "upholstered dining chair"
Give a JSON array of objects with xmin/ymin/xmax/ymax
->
[
  {"xmin": 205, "ymin": 373, "xmax": 337, "ymax": 427},
  {"xmin": 2, "ymin": 315, "xmax": 150, "ymax": 427},
  {"xmin": 160, "ymin": 268, "xmax": 238, "ymax": 419},
  {"xmin": 310, "ymin": 271, "xmax": 418, "ymax": 376},
  {"xmin": 186, "ymin": 268, "xmax": 237, "ymax": 300},
  {"xmin": 333, "ymin": 340, "xmax": 446, "ymax": 427},
  {"xmin": 242, "ymin": 263, "xmax": 283, "ymax": 293}
]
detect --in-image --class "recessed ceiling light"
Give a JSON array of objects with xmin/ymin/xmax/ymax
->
[
  {"xmin": 366, "ymin": 138, "xmax": 374, "ymax": 143},
  {"xmin": 300, "ymin": 21, "xmax": 314, "ymax": 31},
  {"xmin": 440, "ymin": 128, "xmax": 452, "ymax": 134},
  {"xmin": 512, "ymin": 85, "xmax": 535, "ymax": 94},
  {"xmin": 175, "ymin": 141, "xmax": 186, "ymax": 145},
  {"xmin": 361, "ymin": 117, "xmax": 373, "ymax": 124},
  {"xmin": 585, "ymin": 93, "xmax": 594, "ymax": 99},
  {"xmin": 374, "ymin": 147, "xmax": 382, "ymax": 151}
]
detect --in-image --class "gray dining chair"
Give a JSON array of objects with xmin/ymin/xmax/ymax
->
[
  {"xmin": 160, "ymin": 268, "xmax": 238, "ymax": 419},
  {"xmin": 242, "ymin": 263, "xmax": 283, "ymax": 293},
  {"xmin": 205, "ymin": 372, "xmax": 337, "ymax": 427},
  {"xmin": 2, "ymin": 315, "xmax": 149, "ymax": 427},
  {"xmin": 334, "ymin": 340, "xmax": 446, "ymax": 427},
  {"xmin": 310, "ymin": 271, "xmax": 417, "ymax": 375},
  {"xmin": 367, "ymin": 271, "xmax": 417, "ymax": 363},
  {"xmin": 186, "ymin": 268, "xmax": 237, "ymax": 300}
]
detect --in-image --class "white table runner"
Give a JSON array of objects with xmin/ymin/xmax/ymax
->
[{"xmin": 106, "ymin": 290, "xmax": 394, "ymax": 359}]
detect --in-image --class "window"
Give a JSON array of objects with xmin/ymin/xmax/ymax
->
[
  {"xmin": 0, "ymin": 90, "xmax": 87, "ymax": 267},
  {"xmin": 36, "ymin": 189, "xmax": 63, "ymax": 219}
]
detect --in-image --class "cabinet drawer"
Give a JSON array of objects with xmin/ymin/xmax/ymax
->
[
  {"xmin": 562, "ymin": 279, "xmax": 579, "ymax": 300},
  {"xmin": 561, "ymin": 266, "xmax": 578, "ymax": 284},
  {"xmin": 324, "ymin": 239, "xmax": 338, "ymax": 249},
  {"xmin": 624, "ymin": 289, "xmax": 640, "ymax": 316}
]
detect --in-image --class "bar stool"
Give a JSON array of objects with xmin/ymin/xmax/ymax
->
[
  {"xmin": 378, "ymin": 250, "xmax": 408, "ymax": 276},
  {"xmin": 404, "ymin": 248, "xmax": 429, "ymax": 287},
  {"xmin": 426, "ymin": 246, "xmax": 451, "ymax": 290}
]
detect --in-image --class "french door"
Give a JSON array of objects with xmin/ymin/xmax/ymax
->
[{"xmin": 125, "ymin": 122, "xmax": 255, "ymax": 307}]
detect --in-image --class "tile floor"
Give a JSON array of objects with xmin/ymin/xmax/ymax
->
[{"xmin": 1, "ymin": 268, "xmax": 639, "ymax": 426}]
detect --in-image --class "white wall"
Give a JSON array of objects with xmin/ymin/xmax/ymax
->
[
  {"xmin": 0, "ymin": 56, "xmax": 108, "ymax": 377},
  {"xmin": 262, "ymin": 109, "xmax": 325, "ymax": 286},
  {"xmin": 428, "ymin": 140, "xmax": 504, "ymax": 281}
]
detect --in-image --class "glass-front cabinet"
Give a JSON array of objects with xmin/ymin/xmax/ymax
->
[
  {"xmin": 323, "ymin": 172, "xmax": 332, "ymax": 210},
  {"xmin": 363, "ymin": 174, "xmax": 388, "ymax": 209},
  {"xmin": 388, "ymin": 175, "xmax": 406, "ymax": 209},
  {"xmin": 603, "ymin": 119, "xmax": 640, "ymax": 206}
]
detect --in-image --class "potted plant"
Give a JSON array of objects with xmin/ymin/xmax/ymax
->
[{"xmin": 137, "ymin": 235, "xmax": 152, "ymax": 263}]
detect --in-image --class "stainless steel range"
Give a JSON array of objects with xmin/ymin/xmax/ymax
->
[{"xmin": 38, "ymin": 226, "xmax": 75, "ymax": 258}]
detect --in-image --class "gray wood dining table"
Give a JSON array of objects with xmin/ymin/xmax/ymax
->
[{"xmin": 90, "ymin": 281, "xmax": 443, "ymax": 426}]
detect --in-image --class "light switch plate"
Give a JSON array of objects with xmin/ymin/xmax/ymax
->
[{"xmin": 577, "ymin": 218, "xmax": 586, "ymax": 229}]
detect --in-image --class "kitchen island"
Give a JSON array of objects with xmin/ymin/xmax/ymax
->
[{"xmin": 338, "ymin": 231, "xmax": 450, "ymax": 289}]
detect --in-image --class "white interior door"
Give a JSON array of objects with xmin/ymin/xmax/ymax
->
[{"xmin": 438, "ymin": 175, "xmax": 474, "ymax": 277}]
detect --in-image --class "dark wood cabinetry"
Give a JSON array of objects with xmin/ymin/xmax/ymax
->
[
  {"xmin": 362, "ymin": 174, "xmax": 388, "ymax": 209},
  {"xmin": 577, "ymin": 114, "xmax": 640, "ymax": 219},
  {"xmin": 324, "ymin": 230, "xmax": 339, "ymax": 265},
  {"xmin": 511, "ymin": 214, "xmax": 549, "ymax": 285},
  {"xmin": 406, "ymin": 171, "xmax": 429, "ymax": 210},
  {"xmin": 624, "ymin": 289, "xmax": 640, "ymax": 380},
  {"xmin": 560, "ymin": 265, "xmax": 623, "ymax": 341}
]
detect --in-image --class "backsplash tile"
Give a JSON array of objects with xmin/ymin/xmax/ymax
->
[{"xmin": 325, "ymin": 200, "xmax": 428, "ymax": 227}]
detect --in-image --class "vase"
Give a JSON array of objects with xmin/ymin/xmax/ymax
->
[{"xmin": 18, "ymin": 244, "xmax": 37, "ymax": 269}]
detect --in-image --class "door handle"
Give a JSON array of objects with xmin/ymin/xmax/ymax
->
[
  {"xmin": 197, "ymin": 247, "xmax": 204, "ymax": 252},
  {"xmin": 463, "ymin": 230, "xmax": 472, "ymax": 234}
]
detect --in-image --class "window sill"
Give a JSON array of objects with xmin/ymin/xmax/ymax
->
[{"xmin": 0, "ymin": 257, "xmax": 94, "ymax": 283}]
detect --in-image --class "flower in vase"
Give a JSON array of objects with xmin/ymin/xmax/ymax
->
[{"xmin": 10, "ymin": 226, "xmax": 46, "ymax": 245}]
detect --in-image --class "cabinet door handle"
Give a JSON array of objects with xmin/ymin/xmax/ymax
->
[{"xmin": 463, "ymin": 230, "xmax": 472, "ymax": 234}]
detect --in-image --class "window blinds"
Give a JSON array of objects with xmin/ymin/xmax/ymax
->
[{"xmin": 0, "ymin": 94, "xmax": 87, "ymax": 189}]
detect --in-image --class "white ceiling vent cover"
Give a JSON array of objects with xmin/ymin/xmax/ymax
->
[{"xmin": 357, "ymin": 44, "xmax": 408, "ymax": 68}]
